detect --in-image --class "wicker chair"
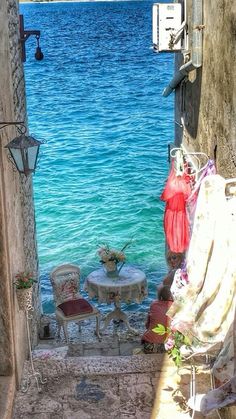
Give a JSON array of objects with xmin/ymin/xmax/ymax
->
[{"xmin": 50, "ymin": 264, "xmax": 101, "ymax": 342}]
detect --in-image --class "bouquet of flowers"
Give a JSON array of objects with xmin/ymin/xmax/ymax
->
[
  {"xmin": 152, "ymin": 323, "xmax": 191, "ymax": 367},
  {"xmin": 14, "ymin": 271, "xmax": 37, "ymax": 289},
  {"xmin": 98, "ymin": 246, "xmax": 126, "ymax": 264},
  {"xmin": 98, "ymin": 241, "xmax": 132, "ymax": 264}
]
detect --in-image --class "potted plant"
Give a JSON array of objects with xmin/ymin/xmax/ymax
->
[{"xmin": 14, "ymin": 271, "xmax": 37, "ymax": 311}]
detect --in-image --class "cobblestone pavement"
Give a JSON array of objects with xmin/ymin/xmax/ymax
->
[{"xmin": 13, "ymin": 312, "xmax": 221, "ymax": 419}]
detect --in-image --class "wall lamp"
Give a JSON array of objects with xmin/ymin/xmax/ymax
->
[
  {"xmin": 19, "ymin": 15, "xmax": 44, "ymax": 62},
  {"xmin": 0, "ymin": 122, "xmax": 42, "ymax": 176}
]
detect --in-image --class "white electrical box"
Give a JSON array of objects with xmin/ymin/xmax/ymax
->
[{"xmin": 152, "ymin": 3, "xmax": 182, "ymax": 52}]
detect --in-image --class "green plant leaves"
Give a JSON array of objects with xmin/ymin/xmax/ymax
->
[
  {"xmin": 152, "ymin": 323, "xmax": 167, "ymax": 335},
  {"xmin": 169, "ymin": 347, "xmax": 182, "ymax": 367},
  {"xmin": 152, "ymin": 322, "xmax": 192, "ymax": 368},
  {"xmin": 183, "ymin": 335, "xmax": 191, "ymax": 346}
]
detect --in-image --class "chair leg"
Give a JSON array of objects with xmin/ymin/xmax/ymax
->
[
  {"xmin": 57, "ymin": 319, "xmax": 62, "ymax": 338},
  {"xmin": 95, "ymin": 315, "xmax": 101, "ymax": 340},
  {"xmin": 62, "ymin": 322, "xmax": 69, "ymax": 343}
]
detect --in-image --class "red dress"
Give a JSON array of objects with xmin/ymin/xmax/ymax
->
[
  {"xmin": 142, "ymin": 300, "xmax": 173, "ymax": 344},
  {"xmin": 160, "ymin": 162, "xmax": 191, "ymax": 253}
]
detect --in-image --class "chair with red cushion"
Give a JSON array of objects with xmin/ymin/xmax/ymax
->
[{"xmin": 50, "ymin": 264, "xmax": 101, "ymax": 342}]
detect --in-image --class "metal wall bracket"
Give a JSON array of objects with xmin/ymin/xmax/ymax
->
[{"xmin": 19, "ymin": 14, "xmax": 41, "ymax": 62}]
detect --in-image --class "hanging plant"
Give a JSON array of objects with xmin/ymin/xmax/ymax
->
[
  {"xmin": 14, "ymin": 272, "xmax": 36, "ymax": 289},
  {"xmin": 14, "ymin": 272, "xmax": 37, "ymax": 311}
]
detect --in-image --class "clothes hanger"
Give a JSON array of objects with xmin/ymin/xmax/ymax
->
[
  {"xmin": 174, "ymin": 149, "xmax": 185, "ymax": 176},
  {"xmin": 181, "ymin": 149, "xmax": 209, "ymax": 177},
  {"xmin": 184, "ymin": 154, "xmax": 201, "ymax": 173},
  {"xmin": 170, "ymin": 147, "xmax": 207, "ymax": 177},
  {"xmin": 170, "ymin": 147, "xmax": 183, "ymax": 159},
  {"xmin": 170, "ymin": 147, "xmax": 208, "ymax": 162}
]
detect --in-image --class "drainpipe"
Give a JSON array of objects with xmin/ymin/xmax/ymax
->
[{"xmin": 163, "ymin": 0, "xmax": 203, "ymax": 97}]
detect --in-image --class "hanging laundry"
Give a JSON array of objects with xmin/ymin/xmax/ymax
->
[
  {"xmin": 186, "ymin": 159, "xmax": 216, "ymax": 230},
  {"xmin": 170, "ymin": 265, "xmax": 189, "ymax": 300},
  {"xmin": 212, "ymin": 307, "xmax": 236, "ymax": 386},
  {"xmin": 160, "ymin": 161, "xmax": 191, "ymax": 253},
  {"xmin": 167, "ymin": 175, "xmax": 236, "ymax": 357}
]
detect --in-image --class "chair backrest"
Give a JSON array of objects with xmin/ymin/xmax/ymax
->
[{"xmin": 50, "ymin": 264, "xmax": 81, "ymax": 307}]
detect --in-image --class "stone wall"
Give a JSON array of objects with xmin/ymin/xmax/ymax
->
[
  {"xmin": 173, "ymin": 1, "xmax": 236, "ymax": 417},
  {"xmin": 0, "ymin": 0, "xmax": 39, "ymax": 389},
  {"xmin": 175, "ymin": 0, "xmax": 236, "ymax": 178}
]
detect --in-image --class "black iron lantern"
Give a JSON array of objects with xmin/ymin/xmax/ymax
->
[{"xmin": 5, "ymin": 134, "xmax": 42, "ymax": 176}]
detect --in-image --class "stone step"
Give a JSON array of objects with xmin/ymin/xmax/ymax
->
[
  {"xmin": 31, "ymin": 347, "xmax": 164, "ymax": 378},
  {"xmin": 16, "ymin": 350, "xmax": 221, "ymax": 419},
  {"xmin": 15, "ymin": 353, "xmax": 161, "ymax": 419}
]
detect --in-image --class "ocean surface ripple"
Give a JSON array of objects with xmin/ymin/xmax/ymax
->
[{"xmin": 20, "ymin": 0, "xmax": 174, "ymax": 313}]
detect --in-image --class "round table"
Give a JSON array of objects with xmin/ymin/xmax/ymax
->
[{"xmin": 84, "ymin": 266, "xmax": 148, "ymax": 334}]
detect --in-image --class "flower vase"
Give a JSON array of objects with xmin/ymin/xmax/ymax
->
[
  {"xmin": 16, "ymin": 287, "xmax": 33, "ymax": 311},
  {"xmin": 104, "ymin": 261, "xmax": 119, "ymax": 279}
]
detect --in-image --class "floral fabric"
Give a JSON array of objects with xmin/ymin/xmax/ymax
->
[
  {"xmin": 212, "ymin": 307, "xmax": 236, "ymax": 385},
  {"xmin": 167, "ymin": 175, "xmax": 236, "ymax": 355},
  {"xmin": 84, "ymin": 266, "xmax": 148, "ymax": 304},
  {"xmin": 170, "ymin": 267, "xmax": 189, "ymax": 300},
  {"xmin": 186, "ymin": 159, "xmax": 216, "ymax": 231},
  {"xmin": 52, "ymin": 272, "xmax": 80, "ymax": 306}
]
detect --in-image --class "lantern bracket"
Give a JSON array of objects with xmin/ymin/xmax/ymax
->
[
  {"xmin": 0, "ymin": 121, "xmax": 25, "ymax": 132},
  {"xmin": 19, "ymin": 15, "xmax": 42, "ymax": 62}
]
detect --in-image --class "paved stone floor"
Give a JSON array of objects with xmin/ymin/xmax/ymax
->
[
  {"xmin": 13, "ymin": 312, "xmax": 223, "ymax": 419},
  {"xmin": 38, "ymin": 311, "xmax": 146, "ymax": 356}
]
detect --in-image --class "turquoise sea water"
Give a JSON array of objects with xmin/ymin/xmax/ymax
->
[{"xmin": 20, "ymin": 1, "xmax": 174, "ymax": 313}]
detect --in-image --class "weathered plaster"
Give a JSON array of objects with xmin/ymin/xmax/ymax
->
[
  {"xmin": 175, "ymin": 0, "xmax": 236, "ymax": 178},
  {"xmin": 0, "ymin": 0, "xmax": 40, "ymax": 394},
  {"xmin": 174, "ymin": 1, "xmax": 236, "ymax": 417}
]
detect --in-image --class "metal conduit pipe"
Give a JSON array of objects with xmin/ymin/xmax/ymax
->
[
  {"xmin": 162, "ymin": 60, "xmax": 194, "ymax": 97},
  {"xmin": 163, "ymin": 0, "xmax": 203, "ymax": 97}
]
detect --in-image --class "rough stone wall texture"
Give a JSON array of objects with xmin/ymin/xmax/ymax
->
[
  {"xmin": 175, "ymin": 0, "xmax": 236, "ymax": 178},
  {"xmin": 0, "ymin": 0, "xmax": 39, "ymax": 388},
  {"xmin": 174, "ymin": 1, "xmax": 236, "ymax": 418}
]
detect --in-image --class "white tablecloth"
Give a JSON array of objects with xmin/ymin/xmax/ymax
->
[{"xmin": 84, "ymin": 266, "xmax": 148, "ymax": 304}]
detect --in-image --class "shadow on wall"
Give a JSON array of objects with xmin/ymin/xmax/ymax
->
[{"xmin": 182, "ymin": 67, "xmax": 202, "ymax": 140}]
